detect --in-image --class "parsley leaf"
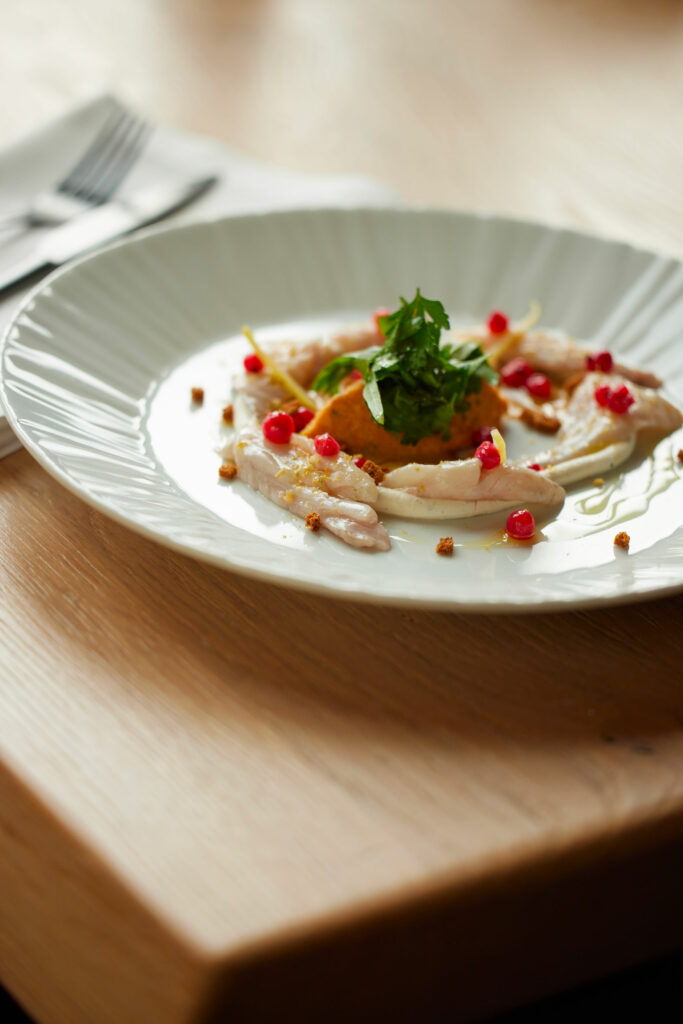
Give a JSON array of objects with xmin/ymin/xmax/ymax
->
[
  {"xmin": 312, "ymin": 290, "xmax": 498, "ymax": 445},
  {"xmin": 311, "ymin": 345, "xmax": 380, "ymax": 397}
]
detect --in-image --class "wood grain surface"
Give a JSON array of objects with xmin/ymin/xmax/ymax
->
[{"xmin": 1, "ymin": 1, "xmax": 683, "ymax": 1022}]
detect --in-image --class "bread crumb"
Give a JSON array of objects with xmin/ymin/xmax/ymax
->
[
  {"xmin": 359, "ymin": 458, "xmax": 385, "ymax": 484},
  {"xmin": 436, "ymin": 536, "xmax": 454, "ymax": 556},
  {"xmin": 218, "ymin": 461, "xmax": 237, "ymax": 480},
  {"xmin": 592, "ymin": 477, "xmax": 604, "ymax": 487},
  {"xmin": 614, "ymin": 531, "xmax": 630, "ymax": 550},
  {"xmin": 305, "ymin": 512, "xmax": 321, "ymax": 532},
  {"xmin": 222, "ymin": 404, "xmax": 234, "ymax": 425},
  {"xmin": 677, "ymin": 449, "xmax": 683, "ymax": 464},
  {"xmin": 191, "ymin": 387, "xmax": 204, "ymax": 404}
]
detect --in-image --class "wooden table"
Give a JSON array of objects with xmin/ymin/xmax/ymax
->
[{"xmin": 2, "ymin": 2, "xmax": 683, "ymax": 1022}]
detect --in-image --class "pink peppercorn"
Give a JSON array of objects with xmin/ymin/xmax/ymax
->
[
  {"xmin": 291, "ymin": 406, "xmax": 314, "ymax": 432},
  {"xmin": 348, "ymin": 369, "xmax": 363, "ymax": 381},
  {"xmin": 594, "ymin": 385, "xmax": 612, "ymax": 408},
  {"xmin": 314, "ymin": 433, "xmax": 341, "ymax": 457},
  {"xmin": 525, "ymin": 372, "xmax": 552, "ymax": 399},
  {"xmin": 607, "ymin": 384, "xmax": 635, "ymax": 415},
  {"xmin": 262, "ymin": 410, "xmax": 294, "ymax": 444},
  {"xmin": 501, "ymin": 358, "xmax": 533, "ymax": 388},
  {"xmin": 487, "ymin": 310, "xmax": 509, "ymax": 335},
  {"xmin": 594, "ymin": 383, "xmax": 634, "ymax": 414},
  {"xmin": 244, "ymin": 353, "xmax": 264, "ymax": 373},
  {"xmin": 528, "ymin": 463, "xmax": 543, "ymax": 471},
  {"xmin": 586, "ymin": 350, "xmax": 613, "ymax": 373},
  {"xmin": 354, "ymin": 456, "xmax": 367, "ymax": 468},
  {"xmin": 506, "ymin": 509, "xmax": 535, "ymax": 540},
  {"xmin": 474, "ymin": 441, "xmax": 501, "ymax": 469}
]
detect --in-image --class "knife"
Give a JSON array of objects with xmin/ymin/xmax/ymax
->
[{"xmin": 0, "ymin": 174, "xmax": 218, "ymax": 294}]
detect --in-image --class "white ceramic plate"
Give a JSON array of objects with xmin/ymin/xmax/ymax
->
[{"xmin": 2, "ymin": 207, "xmax": 682, "ymax": 611}]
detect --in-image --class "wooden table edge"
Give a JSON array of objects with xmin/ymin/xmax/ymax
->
[{"xmin": 3, "ymin": 748, "xmax": 682, "ymax": 1023}]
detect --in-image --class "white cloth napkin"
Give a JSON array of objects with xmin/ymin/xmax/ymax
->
[{"xmin": 0, "ymin": 95, "xmax": 396, "ymax": 457}]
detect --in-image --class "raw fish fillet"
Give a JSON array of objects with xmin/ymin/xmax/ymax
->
[{"xmin": 229, "ymin": 430, "xmax": 391, "ymax": 551}]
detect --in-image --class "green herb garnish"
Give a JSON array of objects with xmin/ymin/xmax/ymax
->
[{"xmin": 313, "ymin": 290, "xmax": 498, "ymax": 445}]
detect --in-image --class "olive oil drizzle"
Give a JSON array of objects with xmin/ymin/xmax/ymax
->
[{"xmin": 574, "ymin": 441, "xmax": 680, "ymax": 534}]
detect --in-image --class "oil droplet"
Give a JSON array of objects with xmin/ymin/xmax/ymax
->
[{"xmin": 459, "ymin": 528, "xmax": 546, "ymax": 550}]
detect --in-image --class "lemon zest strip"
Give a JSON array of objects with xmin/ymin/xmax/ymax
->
[{"xmin": 491, "ymin": 428, "xmax": 507, "ymax": 464}]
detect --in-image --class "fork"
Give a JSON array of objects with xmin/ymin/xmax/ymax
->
[{"xmin": 0, "ymin": 103, "xmax": 152, "ymax": 232}]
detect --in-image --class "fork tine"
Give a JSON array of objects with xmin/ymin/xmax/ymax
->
[
  {"xmin": 82, "ymin": 120, "xmax": 152, "ymax": 204},
  {"xmin": 58, "ymin": 103, "xmax": 129, "ymax": 195},
  {"xmin": 64, "ymin": 112, "xmax": 145, "ymax": 204}
]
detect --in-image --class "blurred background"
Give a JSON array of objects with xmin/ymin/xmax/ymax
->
[{"xmin": 3, "ymin": 0, "xmax": 683, "ymax": 254}]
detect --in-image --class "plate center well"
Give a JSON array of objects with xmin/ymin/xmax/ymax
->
[{"xmin": 146, "ymin": 314, "xmax": 683, "ymax": 571}]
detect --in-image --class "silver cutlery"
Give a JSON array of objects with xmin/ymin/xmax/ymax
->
[
  {"xmin": 0, "ymin": 174, "xmax": 217, "ymax": 294},
  {"xmin": 0, "ymin": 103, "xmax": 151, "ymax": 232}
]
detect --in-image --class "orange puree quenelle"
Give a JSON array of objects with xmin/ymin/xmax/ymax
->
[{"xmin": 303, "ymin": 378, "xmax": 506, "ymax": 465}]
